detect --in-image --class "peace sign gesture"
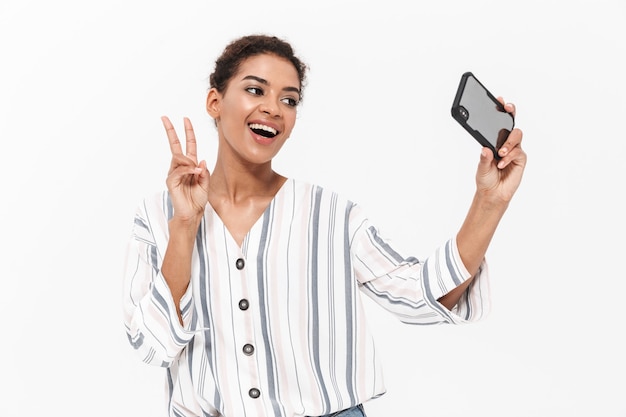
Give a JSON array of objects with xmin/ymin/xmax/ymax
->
[{"xmin": 162, "ymin": 116, "xmax": 210, "ymax": 221}]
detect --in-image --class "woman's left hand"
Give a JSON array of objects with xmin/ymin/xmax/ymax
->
[{"xmin": 475, "ymin": 100, "xmax": 527, "ymax": 204}]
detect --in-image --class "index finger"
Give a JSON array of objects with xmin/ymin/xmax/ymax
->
[
  {"xmin": 496, "ymin": 97, "xmax": 516, "ymax": 118},
  {"xmin": 161, "ymin": 115, "xmax": 183, "ymax": 155},
  {"xmin": 498, "ymin": 127, "xmax": 523, "ymax": 162}
]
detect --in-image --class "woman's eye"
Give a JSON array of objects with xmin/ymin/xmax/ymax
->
[
  {"xmin": 281, "ymin": 97, "xmax": 299, "ymax": 107},
  {"xmin": 246, "ymin": 87, "xmax": 263, "ymax": 96}
]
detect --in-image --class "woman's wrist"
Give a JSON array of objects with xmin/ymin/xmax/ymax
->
[
  {"xmin": 169, "ymin": 215, "xmax": 203, "ymax": 239},
  {"xmin": 472, "ymin": 188, "xmax": 510, "ymax": 214}
]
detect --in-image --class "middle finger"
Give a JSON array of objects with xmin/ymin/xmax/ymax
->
[{"xmin": 183, "ymin": 117, "xmax": 198, "ymax": 163}]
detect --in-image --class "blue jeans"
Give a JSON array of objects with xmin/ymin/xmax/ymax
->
[{"xmin": 314, "ymin": 404, "xmax": 366, "ymax": 417}]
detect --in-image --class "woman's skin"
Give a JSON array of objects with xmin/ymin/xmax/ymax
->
[{"xmin": 159, "ymin": 53, "xmax": 526, "ymax": 323}]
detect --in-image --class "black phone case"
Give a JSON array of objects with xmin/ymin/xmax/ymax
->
[{"xmin": 451, "ymin": 72, "xmax": 514, "ymax": 159}]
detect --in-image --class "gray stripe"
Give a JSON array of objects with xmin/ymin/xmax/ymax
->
[
  {"xmin": 361, "ymin": 278, "xmax": 424, "ymax": 309},
  {"xmin": 444, "ymin": 240, "xmax": 463, "ymax": 287},
  {"xmin": 134, "ymin": 216, "xmax": 149, "ymax": 231},
  {"xmin": 327, "ymin": 193, "xmax": 341, "ymax": 405},
  {"xmin": 149, "ymin": 245, "xmax": 158, "ymax": 270},
  {"xmin": 166, "ymin": 367, "xmax": 174, "ymax": 414},
  {"xmin": 310, "ymin": 186, "xmax": 331, "ymax": 413},
  {"xmin": 165, "ymin": 192, "xmax": 174, "ymax": 221},
  {"xmin": 126, "ymin": 330, "xmax": 144, "ymax": 349},
  {"xmin": 195, "ymin": 218, "xmax": 221, "ymax": 412},
  {"xmin": 367, "ymin": 226, "xmax": 419, "ymax": 265},
  {"xmin": 343, "ymin": 202, "xmax": 357, "ymax": 404},
  {"xmin": 257, "ymin": 203, "xmax": 283, "ymax": 417},
  {"xmin": 421, "ymin": 259, "xmax": 454, "ymax": 322}
]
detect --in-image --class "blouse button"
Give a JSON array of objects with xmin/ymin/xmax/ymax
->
[
  {"xmin": 248, "ymin": 388, "xmax": 260, "ymax": 398},
  {"xmin": 243, "ymin": 344, "xmax": 255, "ymax": 356},
  {"xmin": 238, "ymin": 299, "xmax": 249, "ymax": 310},
  {"xmin": 235, "ymin": 258, "xmax": 245, "ymax": 270}
]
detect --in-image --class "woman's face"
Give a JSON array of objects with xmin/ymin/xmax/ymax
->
[{"xmin": 209, "ymin": 53, "xmax": 301, "ymax": 166}]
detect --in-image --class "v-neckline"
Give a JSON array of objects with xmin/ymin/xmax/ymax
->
[{"xmin": 205, "ymin": 178, "xmax": 292, "ymax": 249}]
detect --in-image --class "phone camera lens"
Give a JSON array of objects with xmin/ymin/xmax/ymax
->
[{"xmin": 458, "ymin": 106, "xmax": 469, "ymax": 121}]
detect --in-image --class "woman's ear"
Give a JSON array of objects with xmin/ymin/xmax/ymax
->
[{"xmin": 206, "ymin": 88, "xmax": 221, "ymax": 120}]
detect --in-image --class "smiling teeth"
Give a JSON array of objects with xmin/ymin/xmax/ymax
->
[{"xmin": 249, "ymin": 123, "xmax": 277, "ymax": 135}]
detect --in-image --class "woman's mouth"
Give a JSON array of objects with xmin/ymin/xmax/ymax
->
[{"xmin": 249, "ymin": 123, "xmax": 278, "ymax": 138}]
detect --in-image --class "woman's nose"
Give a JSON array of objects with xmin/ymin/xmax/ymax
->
[{"xmin": 259, "ymin": 96, "xmax": 281, "ymax": 117}]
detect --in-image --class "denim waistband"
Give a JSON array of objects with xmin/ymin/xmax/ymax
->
[{"xmin": 312, "ymin": 404, "xmax": 366, "ymax": 417}]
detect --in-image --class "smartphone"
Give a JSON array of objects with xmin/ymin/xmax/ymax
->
[{"xmin": 451, "ymin": 72, "xmax": 514, "ymax": 159}]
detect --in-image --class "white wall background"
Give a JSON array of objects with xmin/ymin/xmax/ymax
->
[{"xmin": 1, "ymin": 0, "xmax": 624, "ymax": 416}]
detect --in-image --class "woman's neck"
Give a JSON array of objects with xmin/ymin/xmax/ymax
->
[{"xmin": 209, "ymin": 160, "xmax": 285, "ymax": 205}]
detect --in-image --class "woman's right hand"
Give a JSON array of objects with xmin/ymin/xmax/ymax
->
[{"xmin": 162, "ymin": 116, "xmax": 210, "ymax": 222}]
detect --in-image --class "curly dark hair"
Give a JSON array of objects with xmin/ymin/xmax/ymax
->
[{"xmin": 209, "ymin": 34, "xmax": 308, "ymax": 100}]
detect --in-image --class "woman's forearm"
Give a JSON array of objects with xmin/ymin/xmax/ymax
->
[
  {"xmin": 161, "ymin": 216, "xmax": 202, "ymax": 324},
  {"xmin": 438, "ymin": 191, "xmax": 509, "ymax": 310}
]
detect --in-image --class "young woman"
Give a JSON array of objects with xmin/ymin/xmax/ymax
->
[{"xmin": 123, "ymin": 34, "xmax": 526, "ymax": 417}]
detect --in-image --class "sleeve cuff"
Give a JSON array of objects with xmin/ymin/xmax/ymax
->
[{"xmin": 422, "ymin": 238, "xmax": 491, "ymax": 323}]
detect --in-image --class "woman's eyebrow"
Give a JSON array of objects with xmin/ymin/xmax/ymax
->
[{"xmin": 241, "ymin": 75, "xmax": 300, "ymax": 95}]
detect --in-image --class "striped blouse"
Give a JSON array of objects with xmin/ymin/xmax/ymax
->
[{"xmin": 123, "ymin": 179, "xmax": 490, "ymax": 417}]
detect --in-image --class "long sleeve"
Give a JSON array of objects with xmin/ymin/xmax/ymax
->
[
  {"xmin": 350, "ymin": 204, "xmax": 491, "ymax": 324},
  {"xmin": 122, "ymin": 193, "xmax": 197, "ymax": 367}
]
